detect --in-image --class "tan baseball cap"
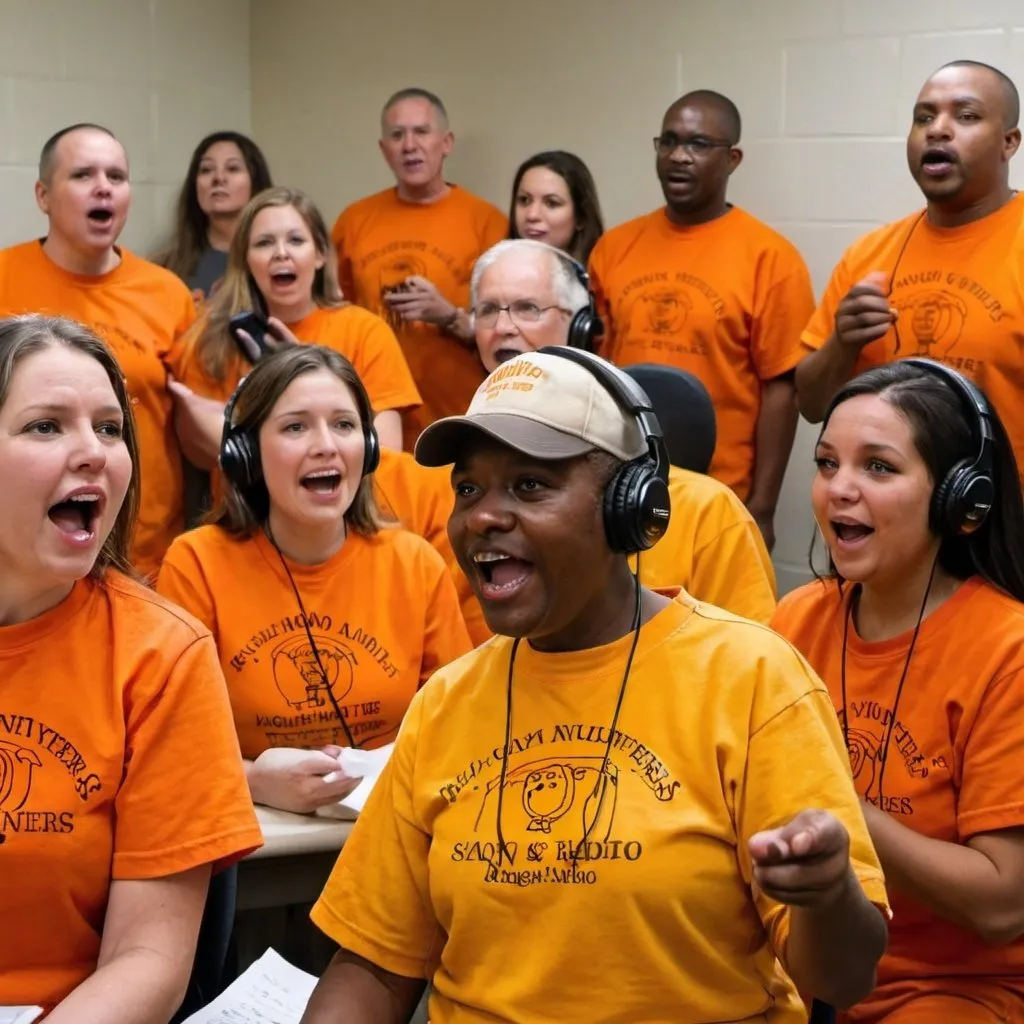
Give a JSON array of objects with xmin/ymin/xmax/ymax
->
[{"xmin": 415, "ymin": 351, "xmax": 647, "ymax": 466}]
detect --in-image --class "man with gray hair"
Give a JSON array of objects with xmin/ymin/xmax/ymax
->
[
  {"xmin": 467, "ymin": 238, "xmax": 778, "ymax": 623},
  {"xmin": 471, "ymin": 239, "xmax": 591, "ymax": 373},
  {"xmin": 331, "ymin": 87, "xmax": 506, "ymax": 448}
]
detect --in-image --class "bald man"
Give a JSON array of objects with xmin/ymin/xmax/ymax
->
[
  {"xmin": 589, "ymin": 91, "xmax": 814, "ymax": 552},
  {"xmin": 331, "ymin": 87, "xmax": 506, "ymax": 449},
  {"xmin": 798, "ymin": 61, "xmax": 1024, "ymax": 443}
]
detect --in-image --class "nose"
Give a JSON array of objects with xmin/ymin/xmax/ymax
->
[
  {"xmin": 271, "ymin": 237, "xmax": 288, "ymax": 259},
  {"xmin": 212, "ymin": 166, "xmax": 227, "ymax": 184},
  {"xmin": 307, "ymin": 420, "xmax": 336, "ymax": 456},
  {"xmin": 525, "ymin": 201, "xmax": 543, "ymax": 223},
  {"xmin": 70, "ymin": 425, "xmax": 108, "ymax": 472},
  {"xmin": 925, "ymin": 113, "xmax": 954, "ymax": 142},
  {"xmin": 825, "ymin": 464, "xmax": 860, "ymax": 504},
  {"xmin": 462, "ymin": 486, "xmax": 516, "ymax": 536},
  {"xmin": 493, "ymin": 308, "xmax": 521, "ymax": 337},
  {"xmin": 94, "ymin": 174, "xmax": 113, "ymax": 196}
]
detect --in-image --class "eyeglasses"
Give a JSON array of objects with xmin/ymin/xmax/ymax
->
[
  {"xmin": 653, "ymin": 133, "xmax": 734, "ymax": 157},
  {"xmin": 474, "ymin": 301, "xmax": 567, "ymax": 328}
]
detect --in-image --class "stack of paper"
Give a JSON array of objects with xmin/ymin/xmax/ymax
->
[
  {"xmin": 317, "ymin": 742, "xmax": 394, "ymax": 819},
  {"xmin": 181, "ymin": 948, "xmax": 317, "ymax": 1023},
  {"xmin": 0, "ymin": 1010, "xmax": 43, "ymax": 1024}
]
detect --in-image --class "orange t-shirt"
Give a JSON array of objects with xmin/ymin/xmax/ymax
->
[
  {"xmin": 331, "ymin": 185, "xmax": 507, "ymax": 448},
  {"xmin": 176, "ymin": 303, "xmax": 421, "ymax": 413},
  {"xmin": 0, "ymin": 571, "xmax": 262, "ymax": 1012},
  {"xmin": 632, "ymin": 465, "xmax": 776, "ymax": 623},
  {"xmin": 772, "ymin": 576, "xmax": 1024, "ymax": 1018},
  {"xmin": 0, "ymin": 240, "xmax": 197, "ymax": 580},
  {"xmin": 588, "ymin": 207, "xmax": 814, "ymax": 501},
  {"xmin": 156, "ymin": 525, "xmax": 472, "ymax": 758},
  {"xmin": 801, "ymin": 196, "xmax": 1024, "ymax": 467},
  {"xmin": 373, "ymin": 447, "xmax": 490, "ymax": 646}
]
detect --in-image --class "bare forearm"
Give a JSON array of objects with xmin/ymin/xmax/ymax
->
[
  {"xmin": 300, "ymin": 952, "xmax": 425, "ymax": 1024},
  {"xmin": 747, "ymin": 377, "xmax": 798, "ymax": 520},
  {"xmin": 176, "ymin": 401, "xmax": 225, "ymax": 471},
  {"xmin": 443, "ymin": 308, "xmax": 475, "ymax": 345},
  {"xmin": 794, "ymin": 336, "xmax": 861, "ymax": 423},
  {"xmin": 866, "ymin": 803, "xmax": 1024, "ymax": 943},
  {"xmin": 45, "ymin": 949, "xmax": 191, "ymax": 1024},
  {"xmin": 785, "ymin": 868, "xmax": 887, "ymax": 1009}
]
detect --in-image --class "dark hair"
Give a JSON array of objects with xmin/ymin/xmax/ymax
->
[
  {"xmin": 157, "ymin": 131, "xmax": 273, "ymax": 282},
  {"xmin": 936, "ymin": 60, "xmax": 1020, "ymax": 129},
  {"xmin": 0, "ymin": 315, "xmax": 141, "ymax": 581},
  {"xmin": 211, "ymin": 345, "xmax": 384, "ymax": 540},
  {"xmin": 812, "ymin": 361, "xmax": 1024, "ymax": 603},
  {"xmin": 38, "ymin": 123, "xmax": 118, "ymax": 182},
  {"xmin": 381, "ymin": 88, "xmax": 448, "ymax": 131},
  {"xmin": 507, "ymin": 151, "xmax": 605, "ymax": 265},
  {"xmin": 670, "ymin": 90, "xmax": 742, "ymax": 144}
]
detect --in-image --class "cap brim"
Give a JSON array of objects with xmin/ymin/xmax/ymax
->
[{"xmin": 415, "ymin": 413, "xmax": 595, "ymax": 467}]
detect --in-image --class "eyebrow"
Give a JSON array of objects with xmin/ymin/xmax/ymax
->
[
  {"xmin": 916, "ymin": 94, "xmax": 987, "ymax": 109},
  {"xmin": 21, "ymin": 402, "xmax": 123, "ymax": 417},
  {"xmin": 273, "ymin": 407, "xmax": 358, "ymax": 419},
  {"xmin": 816, "ymin": 440, "xmax": 902, "ymax": 456}
]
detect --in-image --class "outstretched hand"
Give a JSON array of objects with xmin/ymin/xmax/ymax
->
[
  {"xmin": 234, "ymin": 316, "xmax": 302, "ymax": 363},
  {"xmin": 749, "ymin": 808, "xmax": 852, "ymax": 908}
]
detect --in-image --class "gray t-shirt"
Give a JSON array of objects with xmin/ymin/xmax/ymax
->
[{"xmin": 187, "ymin": 246, "xmax": 229, "ymax": 297}]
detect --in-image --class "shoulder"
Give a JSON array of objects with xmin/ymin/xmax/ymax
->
[
  {"xmin": 359, "ymin": 526, "xmax": 448, "ymax": 570},
  {"xmin": 121, "ymin": 250, "xmax": 195, "ymax": 299},
  {"xmin": 321, "ymin": 302, "xmax": 390, "ymax": 336},
  {"xmin": 0, "ymin": 240, "xmax": 38, "ymax": 265},
  {"xmin": 413, "ymin": 636, "xmax": 511, "ymax": 710},
  {"xmin": 98, "ymin": 571, "xmax": 212, "ymax": 647},
  {"xmin": 960, "ymin": 579, "xmax": 1024, "ymax": 635},
  {"xmin": 163, "ymin": 525, "xmax": 246, "ymax": 569},
  {"xmin": 668, "ymin": 466, "xmax": 751, "ymax": 523},
  {"xmin": 450, "ymin": 185, "xmax": 504, "ymax": 218},
  {"xmin": 772, "ymin": 578, "xmax": 843, "ymax": 633},
  {"xmin": 340, "ymin": 188, "xmax": 396, "ymax": 221},
  {"xmin": 727, "ymin": 208, "xmax": 806, "ymax": 261},
  {"xmin": 591, "ymin": 211, "xmax": 660, "ymax": 260},
  {"xmin": 838, "ymin": 210, "xmax": 927, "ymax": 266}
]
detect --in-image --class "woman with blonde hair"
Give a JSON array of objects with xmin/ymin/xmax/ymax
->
[
  {"xmin": 0, "ymin": 314, "xmax": 261, "ymax": 1021},
  {"xmin": 168, "ymin": 187, "xmax": 420, "ymax": 481}
]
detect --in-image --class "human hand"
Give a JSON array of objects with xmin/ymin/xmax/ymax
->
[
  {"xmin": 383, "ymin": 275, "xmax": 457, "ymax": 325},
  {"xmin": 749, "ymin": 809, "xmax": 852, "ymax": 908},
  {"xmin": 834, "ymin": 272, "xmax": 896, "ymax": 349},
  {"xmin": 247, "ymin": 747, "xmax": 360, "ymax": 814},
  {"xmin": 233, "ymin": 316, "xmax": 303, "ymax": 363}
]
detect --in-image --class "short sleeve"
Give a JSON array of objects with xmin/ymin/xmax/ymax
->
[
  {"xmin": 420, "ymin": 549, "xmax": 473, "ymax": 684},
  {"xmin": 352, "ymin": 312, "xmax": 422, "ymax": 413},
  {"xmin": 310, "ymin": 694, "xmax": 442, "ymax": 978},
  {"xmin": 113, "ymin": 632, "xmax": 261, "ymax": 877},
  {"xmin": 735, "ymin": 660, "xmax": 889, "ymax": 960},
  {"xmin": 155, "ymin": 541, "xmax": 218, "ymax": 635},
  {"xmin": 750, "ymin": 250, "xmax": 816, "ymax": 381},
  {"xmin": 800, "ymin": 255, "xmax": 854, "ymax": 353},
  {"xmin": 482, "ymin": 206, "xmax": 509, "ymax": 249},
  {"xmin": 958, "ymin": 667, "xmax": 1024, "ymax": 839},
  {"xmin": 690, "ymin": 520, "xmax": 777, "ymax": 624}
]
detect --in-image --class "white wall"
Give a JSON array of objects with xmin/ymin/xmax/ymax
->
[
  {"xmin": 7, "ymin": 0, "xmax": 1022, "ymax": 593},
  {"xmin": 0, "ymin": 0, "xmax": 252, "ymax": 256}
]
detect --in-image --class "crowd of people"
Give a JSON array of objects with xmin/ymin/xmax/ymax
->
[{"xmin": 2, "ymin": 51, "xmax": 1024, "ymax": 1024}]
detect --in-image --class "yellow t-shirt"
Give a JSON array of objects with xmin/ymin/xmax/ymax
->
[
  {"xmin": 632, "ymin": 465, "xmax": 777, "ymax": 623},
  {"xmin": 311, "ymin": 591, "xmax": 887, "ymax": 1023}
]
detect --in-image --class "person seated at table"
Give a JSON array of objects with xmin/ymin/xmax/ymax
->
[
  {"xmin": 773, "ymin": 359, "xmax": 1024, "ymax": 1022},
  {"xmin": 469, "ymin": 237, "xmax": 777, "ymax": 622},
  {"xmin": 299, "ymin": 348, "xmax": 888, "ymax": 1024},
  {"xmin": 0, "ymin": 314, "xmax": 261, "ymax": 1022},
  {"xmin": 157, "ymin": 345, "xmax": 471, "ymax": 815},
  {"xmin": 167, "ymin": 185, "xmax": 421, "ymax": 471}
]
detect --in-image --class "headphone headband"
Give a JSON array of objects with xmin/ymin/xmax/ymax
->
[{"xmin": 537, "ymin": 345, "xmax": 671, "ymax": 553}]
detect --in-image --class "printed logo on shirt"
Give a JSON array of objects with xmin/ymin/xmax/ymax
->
[
  {"xmin": 442, "ymin": 723, "xmax": 681, "ymax": 887},
  {"xmin": 891, "ymin": 290, "xmax": 967, "ymax": 357},
  {"xmin": 228, "ymin": 612, "xmax": 401, "ymax": 749},
  {"xmin": 0, "ymin": 715, "xmax": 103, "ymax": 844},
  {"xmin": 841, "ymin": 700, "xmax": 930, "ymax": 817}
]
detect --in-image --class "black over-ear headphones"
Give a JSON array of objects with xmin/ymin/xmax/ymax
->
[
  {"xmin": 561, "ymin": 255, "xmax": 604, "ymax": 354},
  {"xmin": 538, "ymin": 345, "xmax": 671, "ymax": 554},
  {"xmin": 219, "ymin": 373, "xmax": 381, "ymax": 494},
  {"xmin": 902, "ymin": 358, "xmax": 995, "ymax": 536}
]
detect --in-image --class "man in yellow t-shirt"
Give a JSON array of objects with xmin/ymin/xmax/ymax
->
[
  {"xmin": 331, "ymin": 87, "xmax": 506, "ymax": 448},
  {"xmin": 467, "ymin": 238, "xmax": 777, "ymax": 623},
  {"xmin": 301, "ymin": 351, "xmax": 888, "ymax": 1023}
]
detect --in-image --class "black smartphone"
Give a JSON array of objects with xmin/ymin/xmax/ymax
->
[{"xmin": 229, "ymin": 311, "xmax": 272, "ymax": 362}]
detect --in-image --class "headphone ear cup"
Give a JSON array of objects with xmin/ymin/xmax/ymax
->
[
  {"xmin": 602, "ymin": 460, "xmax": 671, "ymax": 554},
  {"xmin": 568, "ymin": 307, "xmax": 593, "ymax": 351},
  {"xmin": 363, "ymin": 423, "xmax": 381, "ymax": 476},
  {"xmin": 934, "ymin": 461, "xmax": 994, "ymax": 536},
  {"xmin": 220, "ymin": 430, "xmax": 261, "ymax": 491}
]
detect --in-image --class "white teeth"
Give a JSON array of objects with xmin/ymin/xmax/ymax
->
[
  {"xmin": 474, "ymin": 552, "xmax": 511, "ymax": 563},
  {"xmin": 304, "ymin": 470, "xmax": 340, "ymax": 479},
  {"xmin": 69, "ymin": 495, "xmax": 99, "ymax": 503}
]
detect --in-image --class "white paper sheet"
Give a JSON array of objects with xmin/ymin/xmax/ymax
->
[
  {"xmin": 316, "ymin": 742, "xmax": 394, "ymax": 818},
  {"xmin": 181, "ymin": 948, "xmax": 317, "ymax": 1023},
  {"xmin": 0, "ymin": 1009, "xmax": 43, "ymax": 1024}
]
